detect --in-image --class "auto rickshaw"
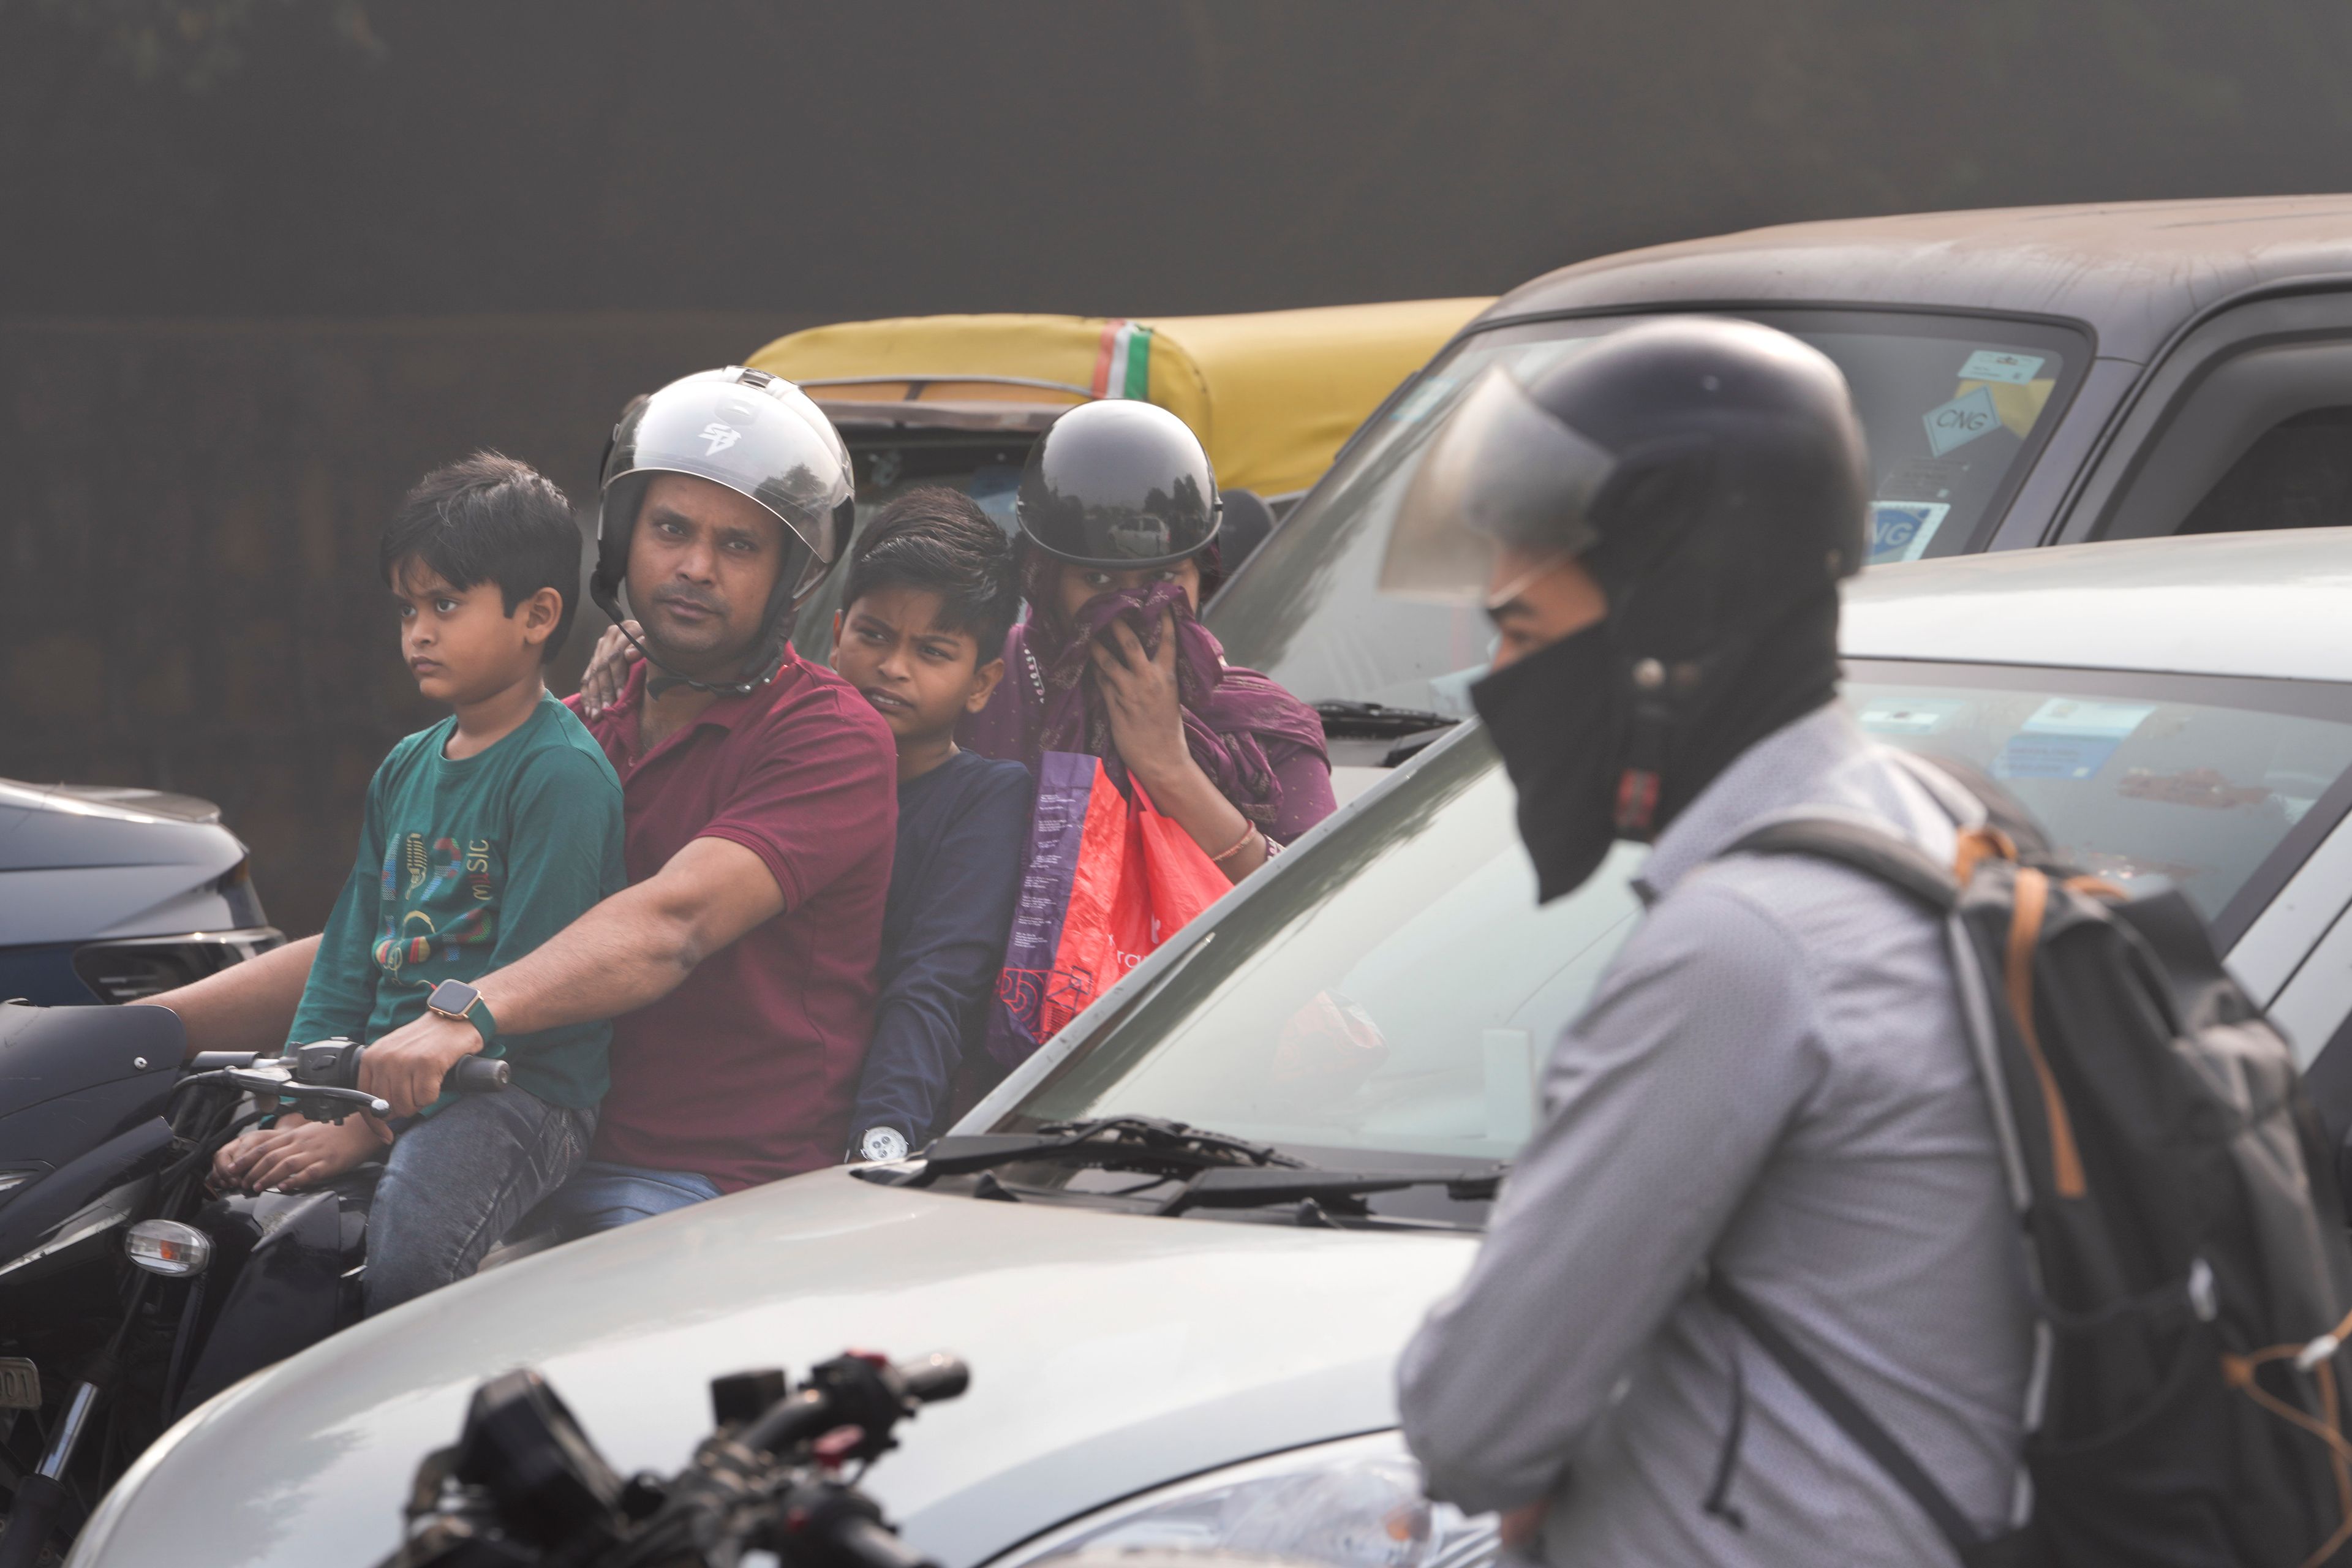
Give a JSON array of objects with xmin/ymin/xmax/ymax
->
[{"xmin": 745, "ymin": 300, "xmax": 1489, "ymax": 660}]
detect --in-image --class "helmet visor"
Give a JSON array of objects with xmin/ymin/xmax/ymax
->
[{"xmin": 1379, "ymin": 366, "xmax": 1615, "ymax": 604}]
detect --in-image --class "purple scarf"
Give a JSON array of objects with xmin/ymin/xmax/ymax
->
[{"xmin": 961, "ymin": 579, "xmax": 1327, "ymax": 829}]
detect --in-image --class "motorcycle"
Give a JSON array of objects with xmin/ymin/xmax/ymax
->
[
  {"xmin": 382, "ymin": 1348, "xmax": 968, "ymax": 1568},
  {"xmin": 0, "ymin": 1000, "xmax": 509, "ymax": 1566}
]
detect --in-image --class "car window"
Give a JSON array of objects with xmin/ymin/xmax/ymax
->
[
  {"xmin": 2095, "ymin": 335, "xmax": 2352, "ymax": 543},
  {"xmin": 1003, "ymin": 663, "xmax": 2352, "ymax": 1165},
  {"xmin": 2178, "ymin": 407, "xmax": 2352, "ymax": 535},
  {"xmin": 1208, "ymin": 311, "xmax": 2085, "ymax": 719}
]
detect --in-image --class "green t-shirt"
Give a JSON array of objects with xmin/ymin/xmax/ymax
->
[{"xmin": 288, "ymin": 692, "xmax": 627, "ymax": 1112}]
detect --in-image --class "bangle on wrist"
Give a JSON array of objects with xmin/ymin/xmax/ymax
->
[{"xmin": 1211, "ymin": 820, "xmax": 1264, "ymax": 865}]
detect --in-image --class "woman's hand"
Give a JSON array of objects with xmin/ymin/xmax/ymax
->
[
  {"xmin": 1088, "ymin": 609, "xmax": 1191, "ymax": 786},
  {"xmin": 1089, "ymin": 609, "xmax": 1268, "ymax": 882},
  {"xmin": 578, "ymin": 620, "xmax": 644, "ymax": 718}
]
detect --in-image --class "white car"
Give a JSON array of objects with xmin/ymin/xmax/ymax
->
[{"xmin": 70, "ymin": 530, "xmax": 2352, "ymax": 1568}]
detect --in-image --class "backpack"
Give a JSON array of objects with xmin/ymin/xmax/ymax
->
[{"xmin": 1711, "ymin": 764, "xmax": 2352, "ymax": 1568}]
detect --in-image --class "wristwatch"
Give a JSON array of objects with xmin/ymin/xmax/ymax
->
[
  {"xmin": 857, "ymin": 1126, "xmax": 910, "ymax": 1163},
  {"xmin": 425, "ymin": 979, "xmax": 496, "ymax": 1046}
]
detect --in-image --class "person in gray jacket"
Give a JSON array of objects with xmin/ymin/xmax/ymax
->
[{"xmin": 1388, "ymin": 318, "xmax": 2034, "ymax": 1567}]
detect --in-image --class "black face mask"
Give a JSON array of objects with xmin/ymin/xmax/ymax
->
[
  {"xmin": 1470, "ymin": 587, "xmax": 1844, "ymax": 905},
  {"xmin": 1471, "ymin": 625, "xmax": 1624, "ymax": 903}
]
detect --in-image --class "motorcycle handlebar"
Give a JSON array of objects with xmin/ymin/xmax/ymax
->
[
  {"xmin": 446, "ymin": 1056, "xmax": 510, "ymax": 1093},
  {"xmin": 741, "ymin": 1354, "xmax": 970, "ymax": 1458},
  {"xmin": 894, "ymin": 1352, "xmax": 969, "ymax": 1405},
  {"xmin": 826, "ymin": 1514, "xmax": 940, "ymax": 1568}
]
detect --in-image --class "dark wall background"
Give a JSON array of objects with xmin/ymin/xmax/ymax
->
[{"xmin": 9, "ymin": 0, "xmax": 2352, "ymax": 930}]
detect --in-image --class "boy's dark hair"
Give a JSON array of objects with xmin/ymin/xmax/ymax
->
[
  {"xmin": 842, "ymin": 487, "xmax": 1021, "ymax": 660},
  {"xmin": 379, "ymin": 452, "xmax": 585, "ymax": 662}
]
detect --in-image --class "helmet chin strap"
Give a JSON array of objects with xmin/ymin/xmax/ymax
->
[{"xmin": 589, "ymin": 575, "xmax": 791, "ymax": 701}]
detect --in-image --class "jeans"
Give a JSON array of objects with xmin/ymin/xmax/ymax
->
[
  {"xmin": 543, "ymin": 1159, "xmax": 723, "ymax": 1238},
  {"xmin": 364, "ymin": 1088, "xmax": 595, "ymax": 1316}
]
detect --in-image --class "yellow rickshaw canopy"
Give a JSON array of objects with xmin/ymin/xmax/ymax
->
[{"xmin": 746, "ymin": 299, "xmax": 1491, "ymax": 497}]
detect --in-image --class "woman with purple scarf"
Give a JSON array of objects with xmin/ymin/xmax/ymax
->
[{"xmin": 963, "ymin": 400, "xmax": 1333, "ymax": 880}]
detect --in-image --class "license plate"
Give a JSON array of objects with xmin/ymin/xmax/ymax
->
[{"xmin": 0, "ymin": 1359, "xmax": 37, "ymax": 1411}]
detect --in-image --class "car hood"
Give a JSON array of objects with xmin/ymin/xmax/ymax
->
[{"xmin": 75, "ymin": 1166, "xmax": 1477, "ymax": 1568}]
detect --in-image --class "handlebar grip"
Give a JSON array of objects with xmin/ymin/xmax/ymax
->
[
  {"xmin": 827, "ymin": 1514, "xmax": 939, "ymax": 1568},
  {"xmin": 894, "ymin": 1354, "xmax": 968, "ymax": 1405},
  {"xmin": 188, "ymin": 1051, "xmax": 262, "ymax": 1072},
  {"xmin": 447, "ymin": 1057, "xmax": 511, "ymax": 1093}
]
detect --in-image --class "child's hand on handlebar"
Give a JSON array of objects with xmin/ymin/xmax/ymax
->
[{"xmin": 360, "ymin": 1013, "xmax": 481, "ymax": 1118}]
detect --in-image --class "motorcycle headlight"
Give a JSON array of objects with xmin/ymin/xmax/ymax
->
[{"xmin": 986, "ymin": 1432, "xmax": 1498, "ymax": 1568}]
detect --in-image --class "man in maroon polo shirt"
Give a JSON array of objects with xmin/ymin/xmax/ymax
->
[{"xmin": 355, "ymin": 367, "xmax": 897, "ymax": 1229}]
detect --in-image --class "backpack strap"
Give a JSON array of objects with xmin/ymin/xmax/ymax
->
[
  {"xmin": 1706, "ymin": 1273, "xmax": 1990, "ymax": 1556},
  {"xmin": 1725, "ymin": 816, "xmax": 1959, "ymax": 910},
  {"xmin": 1712, "ymin": 814, "xmax": 2045, "ymax": 1549}
]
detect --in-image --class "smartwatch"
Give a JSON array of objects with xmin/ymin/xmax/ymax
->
[
  {"xmin": 857, "ymin": 1126, "xmax": 910, "ymax": 1163},
  {"xmin": 425, "ymin": 979, "xmax": 496, "ymax": 1046}
]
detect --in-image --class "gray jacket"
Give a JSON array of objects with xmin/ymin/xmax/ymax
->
[{"xmin": 1398, "ymin": 705, "xmax": 2032, "ymax": 1567}]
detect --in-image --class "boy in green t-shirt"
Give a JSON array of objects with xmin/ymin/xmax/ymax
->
[{"xmin": 211, "ymin": 453, "xmax": 627, "ymax": 1314}]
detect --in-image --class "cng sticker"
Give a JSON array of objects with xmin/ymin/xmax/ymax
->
[{"xmin": 1924, "ymin": 385, "xmax": 2003, "ymax": 456}]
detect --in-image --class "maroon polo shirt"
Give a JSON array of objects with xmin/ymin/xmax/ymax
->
[{"xmin": 570, "ymin": 649, "xmax": 897, "ymax": 1191}]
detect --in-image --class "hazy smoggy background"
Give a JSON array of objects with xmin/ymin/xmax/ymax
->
[{"xmin": 9, "ymin": 0, "xmax": 2352, "ymax": 929}]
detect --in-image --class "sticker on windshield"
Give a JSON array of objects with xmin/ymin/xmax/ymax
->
[
  {"xmin": 1856, "ymin": 696, "xmax": 1968, "ymax": 736},
  {"xmin": 2023, "ymin": 699, "xmax": 2158, "ymax": 739},
  {"xmin": 1993, "ymin": 698, "xmax": 2157, "ymax": 780},
  {"xmin": 1869, "ymin": 501, "xmax": 1950, "ymax": 564},
  {"xmin": 1957, "ymin": 350, "xmax": 2046, "ymax": 385},
  {"xmin": 1924, "ymin": 385, "xmax": 2005, "ymax": 456}
]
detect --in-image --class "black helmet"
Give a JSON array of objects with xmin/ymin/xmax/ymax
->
[
  {"xmin": 1016, "ymin": 399, "xmax": 1221, "ymax": 569},
  {"xmin": 592, "ymin": 366, "xmax": 856, "ymax": 695},
  {"xmin": 1384, "ymin": 316, "xmax": 1867, "ymax": 625},
  {"xmin": 1384, "ymin": 316, "xmax": 1869, "ymax": 856}
]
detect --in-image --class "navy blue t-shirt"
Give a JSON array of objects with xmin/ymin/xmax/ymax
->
[{"xmin": 848, "ymin": 748, "xmax": 1033, "ymax": 1148}]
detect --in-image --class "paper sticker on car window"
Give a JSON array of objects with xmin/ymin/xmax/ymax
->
[
  {"xmin": 1993, "ymin": 699, "xmax": 2157, "ymax": 780},
  {"xmin": 2023, "ymin": 699, "xmax": 2157, "ymax": 739},
  {"xmin": 1869, "ymin": 501, "xmax": 1950, "ymax": 564},
  {"xmin": 1856, "ymin": 696, "xmax": 1969, "ymax": 736},
  {"xmin": 1958, "ymin": 350, "xmax": 2046, "ymax": 385},
  {"xmin": 1924, "ymin": 385, "xmax": 2005, "ymax": 456}
]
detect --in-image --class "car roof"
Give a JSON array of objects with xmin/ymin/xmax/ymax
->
[
  {"xmin": 1480, "ymin": 197, "xmax": 2352, "ymax": 363},
  {"xmin": 1842, "ymin": 529, "xmax": 2352, "ymax": 683}
]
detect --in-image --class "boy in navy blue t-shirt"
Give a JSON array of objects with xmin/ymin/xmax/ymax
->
[{"xmin": 829, "ymin": 490, "xmax": 1031, "ymax": 1161}]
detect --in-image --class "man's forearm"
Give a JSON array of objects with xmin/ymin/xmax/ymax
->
[
  {"xmin": 472, "ymin": 883, "xmax": 708, "ymax": 1037},
  {"xmin": 137, "ymin": 934, "xmax": 320, "ymax": 1060}
]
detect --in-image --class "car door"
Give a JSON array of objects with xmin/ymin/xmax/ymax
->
[{"xmin": 2057, "ymin": 290, "xmax": 2352, "ymax": 544}]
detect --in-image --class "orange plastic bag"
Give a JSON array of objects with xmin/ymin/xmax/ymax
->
[{"xmin": 990, "ymin": 753, "xmax": 1230, "ymax": 1065}]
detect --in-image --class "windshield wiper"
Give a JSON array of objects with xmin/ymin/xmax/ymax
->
[
  {"xmin": 1312, "ymin": 700, "xmax": 1460, "ymax": 741},
  {"xmin": 1156, "ymin": 1164, "xmax": 1503, "ymax": 1216},
  {"xmin": 911, "ymin": 1115, "xmax": 1306, "ymax": 1184}
]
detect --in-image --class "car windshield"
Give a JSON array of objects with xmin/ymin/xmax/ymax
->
[
  {"xmin": 1207, "ymin": 311, "xmax": 2087, "ymax": 718},
  {"xmin": 1000, "ymin": 662, "xmax": 2352, "ymax": 1167}
]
